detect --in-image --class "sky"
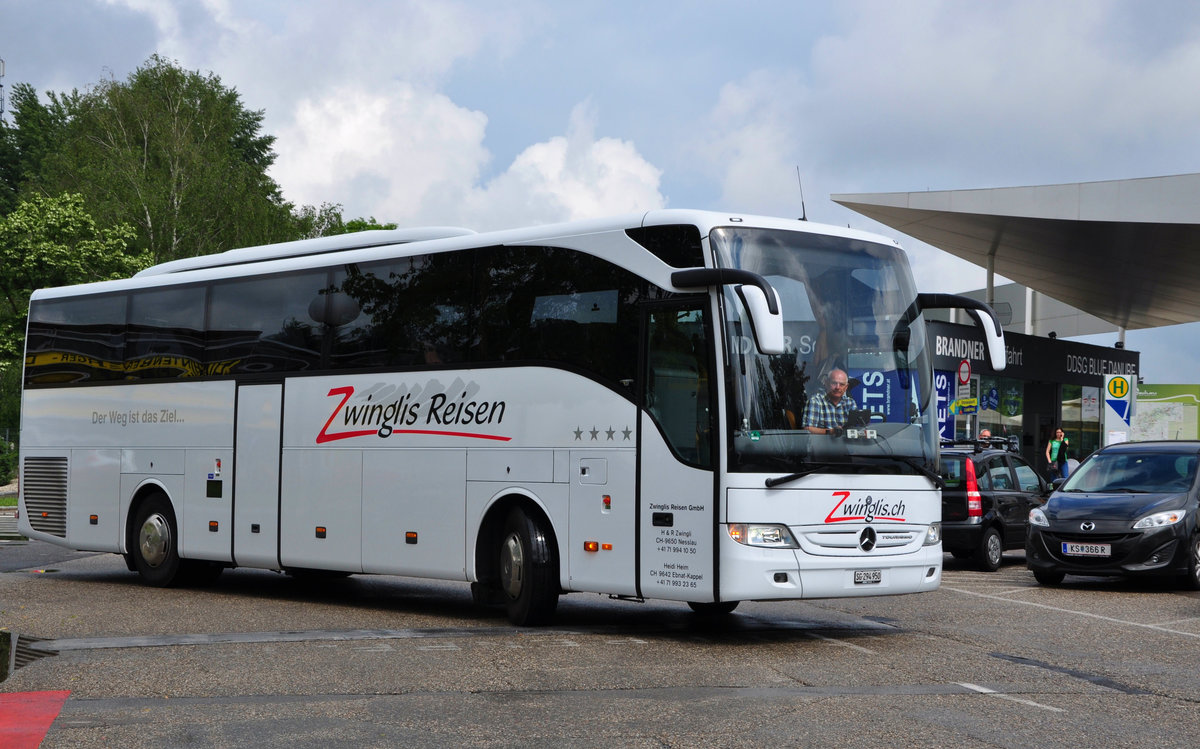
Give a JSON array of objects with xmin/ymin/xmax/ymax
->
[{"xmin": 3, "ymin": 0, "xmax": 1200, "ymax": 382}]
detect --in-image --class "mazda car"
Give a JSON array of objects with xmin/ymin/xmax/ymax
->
[{"xmin": 1026, "ymin": 441, "xmax": 1200, "ymax": 588}]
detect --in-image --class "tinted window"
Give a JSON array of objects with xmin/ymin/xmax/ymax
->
[
  {"xmin": 127, "ymin": 286, "xmax": 206, "ymax": 380},
  {"xmin": 475, "ymin": 245, "xmax": 653, "ymax": 390},
  {"xmin": 1013, "ymin": 458, "xmax": 1041, "ymax": 492},
  {"xmin": 334, "ymin": 252, "xmax": 474, "ymax": 368},
  {"xmin": 626, "ymin": 225, "xmax": 705, "ymax": 268},
  {"xmin": 209, "ymin": 271, "xmax": 329, "ymax": 374},
  {"xmin": 984, "ymin": 458, "xmax": 1012, "ymax": 490},
  {"xmin": 27, "ymin": 244, "xmax": 673, "ymax": 392},
  {"xmin": 940, "ymin": 455, "xmax": 966, "ymax": 488},
  {"xmin": 645, "ymin": 305, "xmax": 712, "ymax": 467},
  {"xmin": 25, "ymin": 295, "xmax": 127, "ymax": 385}
]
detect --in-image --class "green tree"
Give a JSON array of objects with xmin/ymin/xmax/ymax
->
[
  {"xmin": 33, "ymin": 55, "xmax": 294, "ymax": 264},
  {"xmin": 292, "ymin": 201, "xmax": 398, "ymax": 239},
  {"xmin": 0, "ymin": 122, "xmax": 16, "ymax": 216},
  {"xmin": 1, "ymin": 83, "xmax": 79, "ymax": 216},
  {"xmin": 0, "ymin": 193, "xmax": 143, "ymax": 360},
  {"xmin": 0, "ymin": 364, "xmax": 17, "ymax": 485}
]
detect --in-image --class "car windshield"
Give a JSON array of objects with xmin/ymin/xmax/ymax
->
[
  {"xmin": 1063, "ymin": 451, "xmax": 1199, "ymax": 493},
  {"xmin": 711, "ymin": 226, "xmax": 937, "ymax": 473}
]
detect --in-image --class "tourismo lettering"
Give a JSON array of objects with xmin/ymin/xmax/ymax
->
[
  {"xmin": 823, "ymin": 490, "xmax": 907, "ymax": 523},
  {"xmin": 316, "ymin": 380, "xmax": 511, "ymax": 444}
]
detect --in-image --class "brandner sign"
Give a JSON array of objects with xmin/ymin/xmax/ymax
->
[{"xmin": 926, "ymin": 321, "xmax": 1139, "ymax": 387}]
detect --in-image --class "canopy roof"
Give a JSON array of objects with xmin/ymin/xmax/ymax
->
[{"xmin": 832, "ymin": 174, "xmax": 1200, "ymax": 331}]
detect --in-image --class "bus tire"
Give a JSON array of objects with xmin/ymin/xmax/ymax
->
[
  {"xmin": 687, "ymin": 601, "xmax": 738, "ymax": 616},
  {"xmin": 499, "ymin": 508, "xmax": 558, "ymax": 626},
  {"xmin": 131, "ymin": 493, "xmax": 182, "ymax": 587}
]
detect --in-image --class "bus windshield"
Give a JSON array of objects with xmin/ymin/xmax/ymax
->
[{"xmin": 712, "ymin": 227, "xmax": 936, "ymax": 474}]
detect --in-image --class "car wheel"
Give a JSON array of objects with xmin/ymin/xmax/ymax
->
[
  {"xmin": 976, "ymin": 527, "xmax": 1003, "ymax": 571},
  {"xmin": 1181, "ymin": 534, "xmax": 1200, "ymax": 591},
  {"xmin": 1033, "ymin": 567, "xmax": 1065, "ymax": 585}
]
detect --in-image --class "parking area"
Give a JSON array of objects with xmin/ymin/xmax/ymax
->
[{"xmin": 1, "ymin": 542, "xmax": 1198, "ymax": 747}]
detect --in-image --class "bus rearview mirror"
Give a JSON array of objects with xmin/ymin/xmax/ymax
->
[{"xmin": 736, "ymin": 285, "xmax": 786, "ymax": 355}]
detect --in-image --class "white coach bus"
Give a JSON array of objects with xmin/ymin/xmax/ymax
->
[{"xmin": 18, "ymin": 210, "xmax": 1005, "ymax": 625}]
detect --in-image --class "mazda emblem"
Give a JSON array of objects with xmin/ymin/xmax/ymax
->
[
  {"xmin": 858, "ymin": 527, "xmax": 877, "ymax": 552},
  {"xmin": 1080, "ymin": 521, "xmax": 1095, "ymax": 532}
]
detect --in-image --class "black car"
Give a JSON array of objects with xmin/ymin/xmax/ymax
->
[
  {"xmin": 940, "ymin": 438, "xmax": 1051, "ymax": 571},
  {"xmin": 1026, "ymin": 440, "xmax": 1200, "ymax": 589}
]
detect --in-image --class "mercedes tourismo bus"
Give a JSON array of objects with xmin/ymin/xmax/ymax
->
[{"xmin": 18, "ymin": 210, "xmax": 1005, "ymax": 625}]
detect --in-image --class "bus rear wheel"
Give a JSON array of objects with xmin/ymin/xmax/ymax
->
[
  {"xmin": 131, "ymin": 493, "xmax": 182, "ymax": 587},
  {"xmin": 499, "ymin": 508, "xmax": 558, "ymax": 626}
]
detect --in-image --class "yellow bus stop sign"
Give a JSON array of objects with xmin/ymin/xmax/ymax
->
[{"xmin": 1106, "ymin": 376, "xmax": 1130, "ymax": 399}]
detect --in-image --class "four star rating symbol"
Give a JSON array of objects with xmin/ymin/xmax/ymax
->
[{"xmin": 574, "ymin": 425, "xmax": 634, "ymax": 441}]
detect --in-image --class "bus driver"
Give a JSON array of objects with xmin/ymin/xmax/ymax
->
[{"xmin": 803, "ymin": 367, "xmax": 858, "ymax": 435}]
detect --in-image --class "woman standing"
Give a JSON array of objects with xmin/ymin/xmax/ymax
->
[{"xmin": 1045, "ymin": 427, "xmax": 1070, "ymax": 479}]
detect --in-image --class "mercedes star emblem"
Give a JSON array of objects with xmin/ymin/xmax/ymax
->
[{"xmin": 858, "ymin": 527, "xmax": 877, "ymax": 552}]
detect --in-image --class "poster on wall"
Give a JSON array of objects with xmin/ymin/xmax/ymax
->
[
  {"xmin": 935, "ymin": 369, "xmax": 954, "ymax": 440},
  {"xmin": 1133, "ymin": 384, "xmax": 1200, "ymax": 441},
  {"xmin": 847, "ymin": 367, "xmax": 915, "ymax": 424}
]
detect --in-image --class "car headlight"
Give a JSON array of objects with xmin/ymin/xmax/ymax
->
[
  {"xmin": 727, "ymin": 523, "xmax": 799, "ymax": 548},
  {"xmin": 1029, "ymin": 507, "xmax": 1049, "ymax": 527},
  {"xmin": 1132, "ymin": 509, "xmax": 1186, "ymax": 529},
  {"xmin": 924, "ymin": 522, "xmax": 941, "ymax": 546}
]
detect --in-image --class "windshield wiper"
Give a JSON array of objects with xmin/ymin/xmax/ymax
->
[
  {"xmin": 766, "ymin": 456, "xmax": 946, "ymax": 490},
  {"xmin": 765, "ymin": 463, "xmax": 836, "ymax": 488}
]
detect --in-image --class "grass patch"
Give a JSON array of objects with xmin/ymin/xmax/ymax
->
[{"xmin": 0, "ymin": 496, "xmax": 16, "ymax": 507}]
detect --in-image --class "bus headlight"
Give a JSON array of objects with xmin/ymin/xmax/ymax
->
[
  {"xmin": 923, "ymin": 522, "xmax": 941, "ymax": 546},
  {"xmin": 728, "ymin": 523, "xmax": 799, "ymax": 549}
]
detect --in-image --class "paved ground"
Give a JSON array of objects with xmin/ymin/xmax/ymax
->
[{"xmin": 1, "ymin": 543, "xmax": 1198, "ymax": 747}]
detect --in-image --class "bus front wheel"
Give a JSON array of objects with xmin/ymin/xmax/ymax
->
[
  {"xmin": 131, "ymin": 493, "xmax": 182, "ymax": 587},
  {"xmin": 687, "ymin": 601, "xmax": 738, "ymax": 616},
  {"xmin": 499, "ymin": 508, "xmax": 559, "ymax": 626}
]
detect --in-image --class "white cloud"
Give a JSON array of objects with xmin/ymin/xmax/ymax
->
[
  {"xmin": 451, "ymin": 102, "xmax": 664, "ymax": 230},
  {"xmin": 696, "ymin": 70, "xmax": 809, "ymax": 217},
  {"xmin": 273, "ymin": 94, "xmax": 664, "ymax": 231},
  {"xmin": 272, "ymin": 83, "xmax": 490, "ymax": 222}
]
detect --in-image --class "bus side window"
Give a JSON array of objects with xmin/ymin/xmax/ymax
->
[{"xmin": 645, "ymin": 306, "xmax": 711, "ymax": 468}]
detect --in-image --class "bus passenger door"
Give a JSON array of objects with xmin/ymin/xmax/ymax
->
[
  {"xmin": 233, "ymin": 384, "xmax": 282, "ymax": 569},
  {"xmin": 638, "ymin": 303, "xmax": 718, "ymax": 602}
]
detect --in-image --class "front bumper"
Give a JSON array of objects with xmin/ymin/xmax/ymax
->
[
  {"xmin": 1025, "ymin": 524, "xmax": 1189, "ymax": 578},
  {"xmin": 942, "ymin": 518, "xmax": 986, "ymax": 553},
  {"xmin": 717, "ymin": 530, "xmax": 943, "ymax": 601}
]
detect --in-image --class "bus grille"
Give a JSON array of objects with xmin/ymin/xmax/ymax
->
[{"xmin": 22, "ymin": 457, "xmax": 68, "ymax": 538}]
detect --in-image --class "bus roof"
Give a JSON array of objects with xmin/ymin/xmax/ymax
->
[{"xmin": 32, "ymin": 209, "xmax": 902, "ymax": 301}]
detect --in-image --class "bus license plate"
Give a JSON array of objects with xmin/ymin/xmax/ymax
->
[
  {"xmin": 1061, "ymin": 542, "xmax": 1111, "ymax": 557},
  {"xmin": 854, "ymin": 569, "xmax": 882, "ymax": 584}
]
